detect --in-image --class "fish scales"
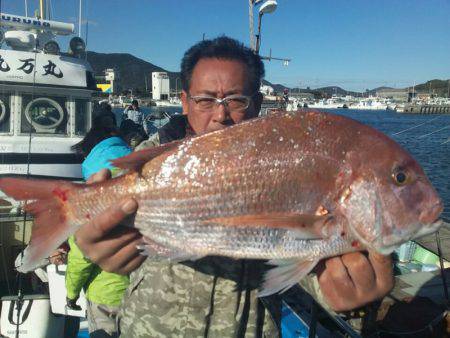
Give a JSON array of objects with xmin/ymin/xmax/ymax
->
[
  {"xmin": 144, "ymin": 220, "xmax": 353, "ymax": 260},
  {"xmin": 132, "ymin": 114, "xmax": 347, "ymax": 247}
]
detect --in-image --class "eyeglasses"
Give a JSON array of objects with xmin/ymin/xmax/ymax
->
[{"xmin": 188, "ymin": 94, "xmax": 252, "ymax": 112}]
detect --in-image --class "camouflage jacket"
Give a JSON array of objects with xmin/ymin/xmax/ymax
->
[
  {"xmin": 118, "ymin": 116, "xmax": 282, "ymax": 337},
  {"xmin": 119, "ymin": 258, "xmax": 281, "ymax": 337}
]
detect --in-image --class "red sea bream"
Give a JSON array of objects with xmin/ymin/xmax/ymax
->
[{"xmin": 0, "ymin": 111, "xmax": 443, "ymax": 295}]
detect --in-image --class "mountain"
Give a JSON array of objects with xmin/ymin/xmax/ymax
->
[
  {"xmin": 261, "ymin": 79, "xmax": 289, "ymax": 93},
  {"xmin": 414, "ymin": 79, "xmax": 450, "ymax": 97},
  {"xmin": 86, "ymin": 51, "xmax": 449, "ymax": 97},
  {"xmin": 86, "ymin": 51, "xmax": 179, "ymax": 94},
  {"xmin": 367, "ymin": 86, "xmax": 394, "ymax": 95},
  {"xmin": 313, "ymin": 86, "xmax": 361, "ymax": 97}
]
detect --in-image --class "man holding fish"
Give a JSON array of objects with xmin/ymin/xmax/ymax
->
[
  {"xmin": 75, "ymin": 37, "xmax": 397, "ymax": 337},
  {"xmin": 1, "ymin": 36, "xmax": 442, "ymax": 337}
]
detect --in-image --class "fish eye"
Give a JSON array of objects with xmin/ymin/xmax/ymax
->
[{"xmin": 392, "ymin": 170, "xmax": 409, "ymax": 186}]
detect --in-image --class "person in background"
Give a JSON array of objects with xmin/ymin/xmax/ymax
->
[
  {"xmin": 73, "ymin": 37, "xmax": 394, "ymax": 337},
  {"xmin": 15, "ymin": 244, "xmax": 79, "ymax": 338},
  {"xmin": 98, "ymin": 102, "xmax": 117, "ymax": 125},
  {"xmin": 67, "ymin": 114, "xmax": 131, "ymax": 338},
  {"xmin": 121, "ymin": 99, "xmax": 148, "ymax": 147}
]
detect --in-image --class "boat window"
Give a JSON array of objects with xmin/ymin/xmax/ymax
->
[
  {"xmin": 0, "ymin": 94, "xmax": 11, "ymax": 133},
  {"xmin": 74, "ymin": 99, "xmax": 90, "ymax": 135},
  {"xmin": 21, "ymin": 96, "xmax": 67, "ymax": 135}
]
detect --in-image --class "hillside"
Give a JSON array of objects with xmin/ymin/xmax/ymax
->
[
  {"xmin": 414, "ymin": 79, "xmax": 450, "ymax": 97},
  {"xmin": 86, "ymin": 51, "xmax": 449, "ymax": 97},
  {"xmin": 86, "ymin": 51, "xmax": 179, "ymax": 94}
]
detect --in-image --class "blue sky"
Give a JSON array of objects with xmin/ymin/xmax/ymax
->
[{"xmin": 3, "ymin": 0, "xmax": 450, "ymax": 91}]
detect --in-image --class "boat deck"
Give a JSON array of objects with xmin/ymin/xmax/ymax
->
[{"xmin": 415, "ymin": 220, "xmax": 450, "ymax": 261}]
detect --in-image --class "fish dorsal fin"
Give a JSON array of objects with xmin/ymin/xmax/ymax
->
[
  {"xmin": 206, "ymin": 213, "xmax": 329, "ymax": 239},
  {"xmin": 258, "ymin": 258, "xmax": 319, "ymax": 297},
  {"xmin": 111, "ymin": 139, "xmax": 183, "ymax": 171}
]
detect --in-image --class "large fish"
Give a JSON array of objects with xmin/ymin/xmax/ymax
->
[{"xmin": 0, "ymin": 111, "xmax": 443, "ymax": 296}]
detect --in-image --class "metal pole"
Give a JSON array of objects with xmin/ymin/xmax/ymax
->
[
  {"xmin": 39, "ymin": 0, "xmax": 44, "ymax": 19},
  {"xmin": 249, "ymin": 0, "xmax": 255, "ymax": 50},
  {"xmin": 24, "ymin": 0, "xmax": 28, "ymax": 16},
  {"xmin": 79, "ymin": 0, "xmax": 82, "ymax": 37},
  {"xmin": 435, "ymin": 232, "xmax": 449, "ymax": 303},
  {"xmin": 255, "ymin": 13, "xmax": 263, "ymax": 54}
]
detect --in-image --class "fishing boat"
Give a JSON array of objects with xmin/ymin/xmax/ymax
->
[
  {"xmin": 349, "ymin": 97, "xmax": 390, "ymax": 110},
  {"xmin": 0, "ymin": 4, "xmax": 95, "ymax": 337},
  {"xmin": 154, "ymin": 97, "xmax": 182, "ymax": 108},
  {"xmin": 0, "ymin": 15, "xmax": 96, "ymax": 181}
]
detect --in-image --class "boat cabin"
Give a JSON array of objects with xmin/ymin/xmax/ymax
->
[{"xmin": 0, "ymin": 13, "xmax": 97, "ymax": 180}]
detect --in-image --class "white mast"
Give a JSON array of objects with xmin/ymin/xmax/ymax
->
[{"xmin": 78, "ymin": 0, "xmax": 82, "ymax": 37}]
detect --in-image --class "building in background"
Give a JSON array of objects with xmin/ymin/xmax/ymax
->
[
  {"xmin": 152, "ymin": 72, "xmax": 170, "ymax": 100},
  {"xmin": 376, "ymin": 88, "xmax": 409, "ymax": 101},
  {"xmin": 96, "ymin": 68, "xmax": 120, "ymax": 94},
  {"xmin": 260, "ymin": 84, "xmax": 274, "ymax": 96}
]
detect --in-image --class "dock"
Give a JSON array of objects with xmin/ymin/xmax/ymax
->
[{"xmin": 401, "ymin": 104, "xmax": 450, "ymax": 114}]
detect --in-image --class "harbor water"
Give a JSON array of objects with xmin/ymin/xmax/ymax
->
[{"xmin": 114, "ymin": 107, "xmax": 450, "ymax": 219}]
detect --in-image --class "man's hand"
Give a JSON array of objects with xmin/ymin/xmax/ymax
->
[
  {"xmin": 317, "ymin": 251, "xmax": 394, "ymax": 311},
  {"xmin": 74, "ymin": 169, "xmax": 145, "ymax": 275},
  {"xmin": 49, "ymin": 248, "xmax": 68, "ymax": 265}
]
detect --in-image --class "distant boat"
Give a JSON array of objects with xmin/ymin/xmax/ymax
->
[
  {"xmin": 154, "ymin": 97, "xmax": 182, "ymax": 107},
  {"xmin": 350, "ymin": 97, "xmax": 390, "ymax": 110},
  {"xmin": 308, "ymin": 97, "xmax": 348, "ymax": 109}
]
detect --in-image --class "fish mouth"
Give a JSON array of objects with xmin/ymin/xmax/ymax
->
[
  {"xmin": 374, "ymin": 219, "xmax": 444, "ymax": 255},
  {"xmin": 419, "ymin": 200, "xmax": 444, "ymax": 224}
]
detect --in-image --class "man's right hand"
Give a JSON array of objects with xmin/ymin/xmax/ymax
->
[{"xmin": 74, "ymin": 169, "xmax": 145, "ymax": 275}]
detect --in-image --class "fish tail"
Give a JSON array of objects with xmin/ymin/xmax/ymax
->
[{"xmin": 0, "ymin": 177, "xmax": 98, "ymax": 272}]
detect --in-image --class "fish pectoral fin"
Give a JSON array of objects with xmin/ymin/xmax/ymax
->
[
  {"xmin": 258, "ymin": 258, "xmax": 319, "ymax": 297},
  {"xmin": 206, "ymin": 213, "xmax": 329, "ymax": 239},
  {"xmin": 140, "ymin": 237, "xmax": 203, "ymax": 262},
  {"xmin": 111, "ymin": 139, "xmax": 183, "ymax": 171}
]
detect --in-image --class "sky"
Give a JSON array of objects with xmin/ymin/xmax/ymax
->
[{"xmin": 3, "ymin": 0, "xmax": 450, "ymax": 92}]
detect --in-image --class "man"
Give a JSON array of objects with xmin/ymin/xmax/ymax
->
[
  {"xmin": 122, "ymin": 100, "xmax": 143, "ymax": 126},
  {"xmin": 74, "ymin": 37, "xmax": 394, "ymax": 337},
  {"xmin": 121, "ymin": 99, "xmax": 148, "ymax": 141}
]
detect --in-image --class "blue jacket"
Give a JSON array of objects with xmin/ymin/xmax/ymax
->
[
  {"xmin": 81, "ymin": 136, "xmax": 131, "ymax": 180},
  {"xmin": 66, "ymin": 136, "xmax": 132, "ymax": 306}
]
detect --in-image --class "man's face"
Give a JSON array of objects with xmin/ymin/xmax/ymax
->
[{"xmin": 181, "ymin": 58, "xmax": 262, "ymax": 135}]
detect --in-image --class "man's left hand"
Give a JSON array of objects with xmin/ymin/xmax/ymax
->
[{"xmin": 317, "ymin": 251, "xmax": 394, "ymax": 311}]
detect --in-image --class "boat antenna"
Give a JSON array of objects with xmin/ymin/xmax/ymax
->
[
  {"xmin": 12, "ymin": 7, "xmax": 41, "ymax": 336},
  {"xmin": 0, "ymin": 0, "xmax": 11, "ymax": 296},
  {"xmin": 24, "ymin": 0, "xmax": 28, "ymax": 16},
  {"xmin": 85, "ymin": 0, "xmax": 89, "ymax": 55},
  {"xmin": 78, "ymin": 0, "xmax": 82, "ymax": 37}
]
